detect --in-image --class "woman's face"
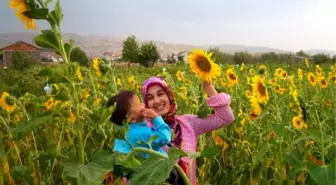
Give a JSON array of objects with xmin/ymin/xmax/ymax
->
[{"xmin": 146, "ymin": 85, "xmax": 171, "ymax": 116}]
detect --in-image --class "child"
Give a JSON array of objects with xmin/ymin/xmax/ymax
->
[
  {"xmin": 106, "ymin": 90, "xmax": 185, "ymax": 185},
  {"xmin": 106, "ymin": 90, "xmax": 171, "ymax": 156}
]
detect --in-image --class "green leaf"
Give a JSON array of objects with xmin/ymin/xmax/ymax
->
[
  {"xmin": 54, "ymin": 90, "xmax": 69, "ymax": 101},
  {"xmin": 308, "ymin": 159, "xmax": 335, "ymax": 185},
  {"xmin": 22, "ymin": 8, "xmax": 49, "ymax": 19},
  {"xmin": 130, "ymin": 147, "xmax": 186, "ymax": 185},
  {"xmin": 307, "ymin": 128, "xmax": 322, "ymax": 145},
  {"xmin": 291, "ymin": 135, "xmax": 311, "ymax": 146},
  {"xmin": 10, "ymin": 113, "xmax": 52, "ymax": 136},
  {"xmin": 256, "ymin": 144, "xmax": 269, "ymax": 162},
  {"xmin": 90, "ymin": 150, "xmax": 114, "ymax": 170},
  {"xmin": 117, "ymin": 153, "xmax": 141, "ymax": 169},
  {"xmin": 77, "ymin": 162, "xmax": 112, "ymax": 185},
  {"xmin": 273, "ymin": 123, "xmax": 285, "ymax": 138},
  {"xmin": 64, "ymin": 39, "xmax": 75, "ymax": 58},
  {"xmin": 200, "ymin": 147, "xmax": 221, "ymax": 158},
  {"xmin": 47, "ymin": 74, "xmax": 71, "ymax": 84},
  {"xmin": 284, "ymin": 150, "xmax": 304, "ymax": 178},
  {"xmin": 34, "ymin": 30, "xmax": 60, "ymax": 51},
  {"xmin": 61, "ymin": 159, "xmax": 80, "ymax": 179},
  {"xmin": 148, "ymin": 135, "xmax": 160, "ymax": 144},
  {"xmin": 11, "ymin": 165, "xmax": 34, "ymax": 185},
  {"xmin": 49, "ymin": 0, "xmax": 63, "ymax": 26},
  {"xmin": 37, "ymin": 68, "xmax": 53, "ymax": 76}
]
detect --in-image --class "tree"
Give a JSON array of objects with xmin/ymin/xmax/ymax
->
[
  {"xmin": 138, "ymin": 42, "xmax": 160, "ymax": 67},
  {"xmin": 11, "ymin": 51, "xmax": 35, "ymax": 70},
  {"xmin": 313, "ymin": 53, "xmax": 330, "ymax": 64},
  {"xmin": 122, "ymin": 35, "xmax": 139, "ymax": 63},
  {"xmin": 70, "ymin": 47, "xmax": 89, "ymax": 66},
  {"xmin": 233, "ymin": 51, "xmax": 254, "ymax": 64}
]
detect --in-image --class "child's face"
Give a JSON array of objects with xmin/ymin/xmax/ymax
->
[{"xmin": 128, "ymin": 94, "xmax": 145, "ymax": 123}]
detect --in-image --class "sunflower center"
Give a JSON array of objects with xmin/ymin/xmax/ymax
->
[
  {"xmin": 321, "ymin": 80, "xmax": 326, "ymax": 85},
  {"xmin": 257, "ymin": 83, "xmax": 266, "ymax": 96},
  {"xmin": 196, "ymin": 56, "xmax": 211, "ymax": 72},
  {"xmin": 229, "ymin": 73, "xmax": 236, "ymax": 80},
  {"xmin": 282, "ymin": 73, "xmax": 287, "ymax": 78},
  {"xmin": 295, "ymin": 120, "xmax": 301, "ymax": 126},
  {"xmin": 310, "ymin": 77, "xmax": 315, "ymax": 82}
]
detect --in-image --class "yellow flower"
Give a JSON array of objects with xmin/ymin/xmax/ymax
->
[
  {"xmin": 292, "ymin": 115, "xmax": 305, "ymax": 130},
  {"xmin": 92, "ymin": 58, "xmax": 102, "ymax": 77},
  {"xmin": 268, "ymin": 78, "xmax": 277, "ymax": 86},
  {"xmin": 304, "ymin": 58, "xmax": 309, "ymax": 67},
  {"xmin": 219, "ymin": 78, "xmax": 227, "ymax": 88},
  {"xmin": 68, "ymin": 110, "xmax": 76, "ymax": 124},
  {"xmin": 240, "ymin": 118, "xmax": 246, "ymax": 126},
  {"xmin": 319, "ymin": 77, "xmax": 328, "ymax": 88},
  {"xmin": 298, "ymin": 68, "xmax": 303, "ymax": 81},
  {"xmin": 289, "ymin": 87, "xmax": 300, "ymax": 105},
  {"xmin": 248, "ymin": 96, "xmax": 262, "ymax": 115},
  {"xmin": 94, "ymin": 97, "xmax": 102, "ymax": 106},
  {"xmin": 240, "ymin": 63, "xmax": 245, "ymax": 71},
  {"xmin": 10, "ymin": 0, "xmax": 36, "ymax": 30},
  {"xmin": 277, "ymin": 88, "xmax": 286, "ymax": 95},
  {"xmin": 259, "ymin": 64, "xmax": 266, "ymax": 75},
  {"xmin": 245, "ymin": 90, "xmax": 251, "ymax": 97},
  {"xmin": 226, "ymin": 68, "xmax": 238, "ymax": 85},
  {"xmin": 76, "ymin": 67, "xmax": 83, "ymax": 81},
  {"xmin": 251, "ymin": 76, "xmax": 269, "ymax": 104},
  {"xmin": 307, "ymin": 72, "xmax": 317, "ymax": 86},
  {"xmin": 280, "ymin": 71, "xmax": 288, "ymax": 80},
  {"xmin": 14, "ymin": 113, "xmax": 21, "ymax": 121},
  {"xmin": 114, "ymin": 79, "xmax": 120, "ymax": 87},
  {"xmin": 82, "ymin": 89, "xmax": 90, "ymax": 99},
  {"xmin": 176, "ymin": 70, "xmax": 183, "ymax": 81},
  {"xmin": 0, "ymin": 92, "xmax": 16, "ymax": 113},
  {"xmin": 328, "ymin": 74, "xmax": 336, "ymax": 83},
  {"xmin": 305, "ymin": 140, "xmax": 315, "ymax": 147},
  {"xmin": 45, "ymin": 97, "xmax": 54, "ymax": 111},
  {"xmin": 128, "ymin": 76, "xmax": 136, "ymax": 87},
  {"xmin": 187, "ymin": 49, "xmax": 221, "ymax": 82},
  {"xmin": 249, "ymin": 111, "xmax": 258, "ymax": 121},
  {"xmin": 249, "ymin": 69, "xmax": 255, "ymax": 76},
  {"xmin": 275, "ymin": 68, "xmax": 283, "ymax": 77}
]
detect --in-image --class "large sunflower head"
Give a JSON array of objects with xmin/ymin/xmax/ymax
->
[
  {"xmin": 319, "ymin": 78, "xmax": 328, "ymax": 88},
  {"xmin": 248, "ymin": 95, "xmax": 262, "ymax": 115},
  {"xmin": 280, "ymin": 71, "xmax": 288, "ymax": 80},
  {"xmin": 10, "ymin": 0, "xmax": 37, "ymax": 30},
  {"xmin": 251, "ymin": 76, "xmax": 269, "ymax": 104},
  {"xmin": 0, "ymin": 92, "xmax": 16, "ymax": 113},
  {"xmin": 275, "ymin": 68, "xmax": 283, "ymax": 77},
  {"xmin": 187, "ymin": 49, "xmax": 221, "ymax": 82}
]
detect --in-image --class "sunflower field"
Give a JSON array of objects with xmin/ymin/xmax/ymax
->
[{"xmin": 1, "ymin": 0, "xmax": 336, "ymax": 185}]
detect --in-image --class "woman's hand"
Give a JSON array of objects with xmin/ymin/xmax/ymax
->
[{"xmin": 202, "ymin": 81, "xmax": 218, "ymax": 97}]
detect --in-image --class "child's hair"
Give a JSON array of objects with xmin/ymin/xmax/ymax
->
[{"xmin": 106, "ymin": 90, "xmax": 136, "ymax": 126}]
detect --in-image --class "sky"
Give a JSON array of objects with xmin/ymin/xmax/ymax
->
[{"xmin": 1, "ymin": 0, "xmax": 336, "ymax": 51}]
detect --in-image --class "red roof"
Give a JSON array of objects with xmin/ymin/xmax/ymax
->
[{"xmin": 0, "ymin": 41, "xmax": 40, "ymax": 51}]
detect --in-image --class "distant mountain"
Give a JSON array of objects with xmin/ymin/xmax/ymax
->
[{"xmin": 0, "ymin": 32, "xmax": 335, "ymax": 57}]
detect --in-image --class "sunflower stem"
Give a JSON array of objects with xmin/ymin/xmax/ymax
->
[{"xmin": 315, "ymin": 109, "xmax": 325, "ymax": 165}]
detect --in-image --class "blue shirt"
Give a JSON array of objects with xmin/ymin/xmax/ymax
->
[{"xmin": 113, "ymin": 116, "xmax": 171, "ymax": 157}]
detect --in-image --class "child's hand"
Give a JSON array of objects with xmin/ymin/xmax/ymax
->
[{"xmin": 141, "ymin": 108, "xmax": 159, "ymax": 120}]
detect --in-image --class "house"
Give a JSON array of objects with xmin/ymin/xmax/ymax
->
[
  {"xmin": 0, "ymin": 41, "xmax": 41, "ymax": 67},
  {"xmin": 101, "ymin": 51, "xmax": 121, "ymax": 61}
]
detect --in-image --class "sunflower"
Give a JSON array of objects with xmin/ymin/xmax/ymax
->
[
  {"xmin": 248, "ymin": 95, "xmax": 262, "ymax": 115},
  {"xmin": 226, "ymin": 69, "xmax": 238, "ymax": 85},
  {"xmin": 0, "ymin": 92, "xmax": 16, "ymax": 113},
  {"xmin": 251, "ymin": 76, "xmax": 269, "ymax": 104},
  {"xmin": 275, "ymin": 68, "xmax": 283, "ymax": 77},
  {"xmin": 268, "ymin": 78, "xmax": 277, "ymax": 86},
  {"xmin": 307, "ymin": 72, "xmax": 317, "ymax": 86},
  {"xmin": 292, "ymin": 115, "xmax": 305, "ymax": 130},
  {"xmin": 249, "ymin": 69, "xmax": 255, "ymax": 76},
  {"xmin": 328, "ymin": 74, "xmax": 336, "ymax": 83},
  {"xmin": 128, "ymin": 76, "xmax": 136, "ymax": 87},
  {"xmin": 298, "ymin": 68, "xmax": 303, "ymax": 81},
  {"xmin": 9, "ymin": 0, "xmax": 36, "ymax": 30},
  {"xmin": 187, "ymin": 49, "xmax": 221, "ymax": 82},
  {"xmin": 76, "ymin": 67, "xmax": 83, "ymax": 81},
  {"xmin": 277, "ymin": 88, "xmax": 286, "ymax": 95},
  {"xmin": 289, "ymin": 87, "xmax": 300, "ymax": 105},
  {"xmin": 45, "ymin": 97, "xmax": 54, "ymax": 111},
  {"xmin": 319, "ymin": 77, "xmax": 328, "ymax": 88},
  {"xmin": 117, "ymin": 78, "xmax": 122, "ymax": 86},
  {"xmin": 304, "ymin": 58, "xmax": 309, "ymax": 67},
  {"xmin": 219, "ymin": 78, "xmax": 227, "ymax": 88},
  {"xmin": 176, "ymin": 70, "xmax": 183, "ymax": 81},
  {"xmin": 68, "ymin": 110, "xmax": 76, "ymax": 124},
  {"xmin": 245, "ymin": 90, "xmax": 251, "ymax": 97},
  {"xmin": 259, "ymin": 65, "xmax": 266, "ymax": 75},
  {"xmin": 240, "ymin": 63, "xmax": 245, "ymax": 71},
  {"xmin": 82, "ymin": 89, "xmax": 90, "ymax": 99},
  {"xmin": 92, "ymin": 58, "xmax": 103, "ymax": 77},
  {"xmin": 249, "ymin": 111, "xmax": 258, "ymax": 120},
  {"xmin": 280, "ymin": 71, "xmax": 288, "ymax": 80}
]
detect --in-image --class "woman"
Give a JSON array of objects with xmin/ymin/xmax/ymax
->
[{"xmin": 141, "ymin": 76, "xmax": 235, "ymax": 185}]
